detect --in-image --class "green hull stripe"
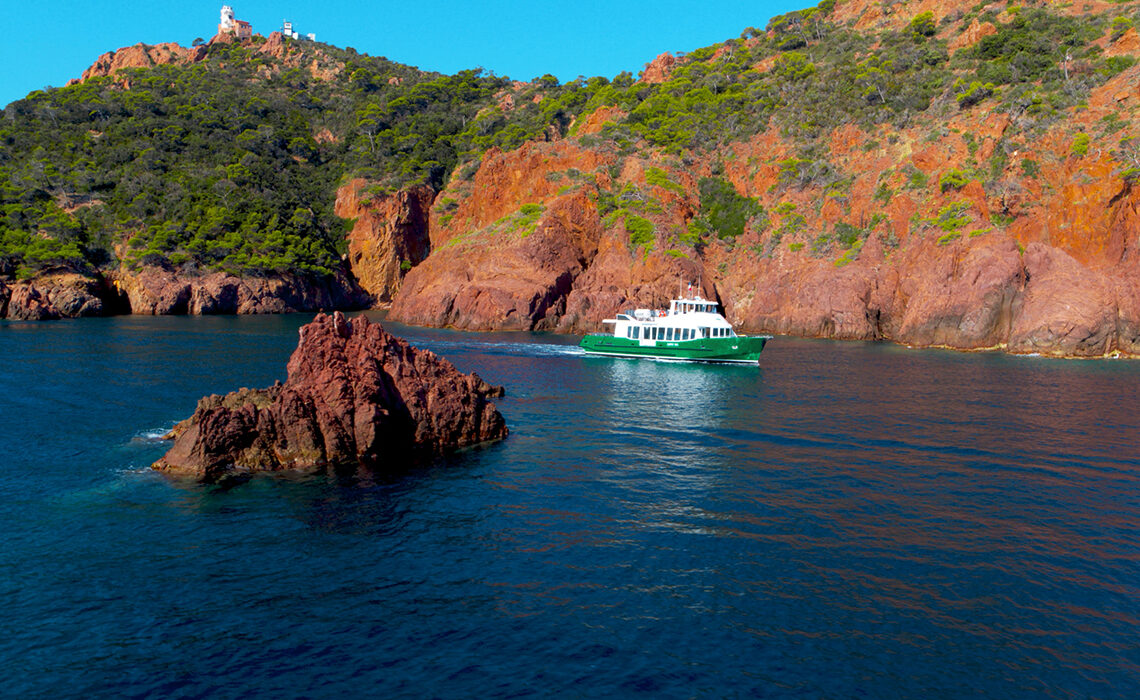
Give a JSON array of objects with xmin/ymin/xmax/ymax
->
[{"xmin": 579, "ymin": 334, "xmax": 769, "ymax": 363}]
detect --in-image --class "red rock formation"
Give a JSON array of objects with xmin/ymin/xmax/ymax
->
[
  {"xmin": 575, "ymin": 106, "xmax": 628, "ymax": 136},
  {"xmin": 153, "ymin": 312, "xmax": 507, "ymax": 482},
  {"xmin": 112, "ymin": 267, "xmax": 366, "ymax": 315},
  {"xmin": 949, "ymin": 19, "xmax": 998, "ymax": 54},
  {"xmin": 640, "ymin": 53, "xmax": 679, "ymax": 84},
  {"xmin": 390, "ymin": 190, "xmax": 603, "ymax": 330},
  {"xmin": 4, "ymin": 284, "xmax": 61, "ymax": 321},
  {"xmin": 334, "ymin": 180, "xmax": 433, "ymax": 303},
  {"xmin": 1007, "ymin": 244, "xmax": 1120, "ymax": 357},
  {"xmin": 0, "ymin": 272, "xmax": 120, "ymax": 320},
  {"xmin": 72, "ymin": 43, "xmax": 207, "ymax": 84}
]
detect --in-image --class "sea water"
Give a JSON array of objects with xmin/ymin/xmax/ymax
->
[{"xmin": 2, "ymin": 313, "xmax": 1139, "ymax": 698}]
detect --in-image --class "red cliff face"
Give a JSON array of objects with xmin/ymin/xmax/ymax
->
[
  {"xmin": 335, "ymin": 180, "xmax": 433, "ymax": 304},
  {"xmin": 153, "ymin": 312, "xmax": 508, "ymax": 482},
  {"xmin": 377, "ymin": 64, "xmax": 1140, "ymax": 355},
  {"xmin": 385, "ymin": 140, "xmax": 716, "ymax": 332}
]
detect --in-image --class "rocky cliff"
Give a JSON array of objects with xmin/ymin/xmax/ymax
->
[
  {"xmin": 110, "ymin": 266, "xmax": 367, "ymax": 315},
  {"xmin": 334, "ymin": 179, "xmax": 432, "ymax": 304},
  {"xmin": 357, "ymin": 0, "xmax": 1140, "ymax": 357},
  {"xmin": 153, "ymin": 312, "xmax": 508, "ymax": 482},
  {"xmin": 0, "ymin": 267, "xmax": 367, "ymax": 320},
  {"xmin": 0, "ymin": 271, "xmax": 123, "ymax": 320},
  {"xmin": 12, "ymin": 0, "xmax": 1140, "ymax": 359}
]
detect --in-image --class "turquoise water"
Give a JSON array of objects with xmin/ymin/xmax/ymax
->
[{"xmin": 2, "ymin": 313, "xmax": 1139, "ymax": 697}]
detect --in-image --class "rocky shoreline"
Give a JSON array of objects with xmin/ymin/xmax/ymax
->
[{"xmin": 0, "ymin": 265, "xmax": 369, "ymax": 321}]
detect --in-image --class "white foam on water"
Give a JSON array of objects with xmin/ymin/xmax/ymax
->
[
  {"xmin": 133, "ymin": 429, "xmax": 173, "ymax": 443},
  {"xmin": 418, "ymin": 339, "xmax": 585, "ymax": 359}
]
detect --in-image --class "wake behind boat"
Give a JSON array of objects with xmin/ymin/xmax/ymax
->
[{"xmin": 579, "ymin": 290, "xmax": 770, "ymax": 364}]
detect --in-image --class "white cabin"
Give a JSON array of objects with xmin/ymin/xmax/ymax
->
[{"xmin": 602, "ymin": 295, "xmax": 736, "ymax": 343}]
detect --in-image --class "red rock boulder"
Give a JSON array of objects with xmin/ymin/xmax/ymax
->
[{"xmin": 153, "ymin": 312, "xmax": 508, "ymax": 482}]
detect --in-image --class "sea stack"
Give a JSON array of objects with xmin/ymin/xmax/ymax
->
[{"xmin": 154, "ymin": 312, "xmax": 508, "ymax": 482}]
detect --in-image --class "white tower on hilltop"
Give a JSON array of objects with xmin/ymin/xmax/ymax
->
[{"xmin": 220, "ymin": 6, "xmax": 235, "ymax": 32}]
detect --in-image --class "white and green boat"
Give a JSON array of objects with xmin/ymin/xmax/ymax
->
[{"xmin": 580, "ymin": 293, "xmax": 770, "ymax": 364}]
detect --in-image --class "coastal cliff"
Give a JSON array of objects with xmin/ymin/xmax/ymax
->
[
  {"xmin": 5, "ymin": 0, "xmax": 1140, "ymax": 357},
  {"xmin": 154, "ymin": 311, "xmax": 508, "ymax": 482}
]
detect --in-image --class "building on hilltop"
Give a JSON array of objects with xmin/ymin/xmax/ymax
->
[
  {"xmin": 281, "ymin": 20, "xmax": 316, "ymax": 42},
  {"xmin": 218, "ymin": 5, "xmax": 253, "ymax": 38}
]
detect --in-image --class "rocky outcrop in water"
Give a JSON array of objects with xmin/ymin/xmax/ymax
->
[{"xmin": 153, "ymin": 311, "xmax": 508, "ymax": 482}]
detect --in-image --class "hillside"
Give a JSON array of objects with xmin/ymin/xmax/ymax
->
[{"xmin": 3, "ymin": 0, "xmax": 1140, "ymax": 356}]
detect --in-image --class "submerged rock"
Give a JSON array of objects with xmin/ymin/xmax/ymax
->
[{"xmin": 153, "ymin": 312, "xmax": 508, "ymax": 482}]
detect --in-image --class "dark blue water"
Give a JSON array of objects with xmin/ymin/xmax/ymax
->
[{"xmin": 2, "ymin": 313, "xmax": 1139, "ymax": 698}]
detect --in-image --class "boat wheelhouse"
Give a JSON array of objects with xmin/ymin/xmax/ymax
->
[{"xmin": 579, "ymin": 293, "xmax": 770, "ymax": 364}]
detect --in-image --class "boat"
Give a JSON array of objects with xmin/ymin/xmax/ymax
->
[{"xmin": 579, "ymin": 289, "xmax": 770, "ymax": 364}]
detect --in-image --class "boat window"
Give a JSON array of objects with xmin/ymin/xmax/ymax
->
[
  {"xmin": 666, "ymin": 328, "xmax": 673, "ymax": 341},
  {"xmin": 683, "ymin": 329, "xmax": 690, "ymax": 340}
]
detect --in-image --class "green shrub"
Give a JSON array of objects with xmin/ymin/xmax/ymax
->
[
  {"xmin": 910, "ymin": 12, "xmax": 937, "ymax": 40},
  {"xmin": 1112, "ymin": 17, "xmax": 1134, "ymax": 42},
  {"xmin": 644, "ymin": 166, "xmax": 685, "ymax": 194},
  {"xmin": 955, "ymin": 80, "xmax": 997, "ymax": 108},
  {"xmin": 932, "ymin": 202, "xmax": 972, "ymax": 232},
  {"xmin": 1071, "ymin": 133, "xmax": 1090, "ymax": 156},
  {"xmin": 833, "ymin": 221, "xmax": 863, "ymax": 248},
  {"xmin": 1020, "ymin": 158, "xmax": 1040, "ymax": 179},
  {"xmin": 625, "ymin": 214, "xmax": 655, "ymax": 249},
  {"xmin": 694, "ymin": 177, "xmax": 761, "ymax": 240},
  {"xmin": 939, "ymin": 169, "xmax": 970, "ymax": 192},
  {"xmin": 905, "ymin": 166, "xmax": 929, "ymax": 190}
]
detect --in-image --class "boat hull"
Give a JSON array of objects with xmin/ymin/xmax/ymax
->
[{"xmin": 579, "ymin": 334, "xmax": 769, "ymax": 364}]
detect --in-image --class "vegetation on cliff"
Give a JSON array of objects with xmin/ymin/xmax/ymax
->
[{"xmin": 0, "ymin": 38, "xmax": 559, "ymax": 279}]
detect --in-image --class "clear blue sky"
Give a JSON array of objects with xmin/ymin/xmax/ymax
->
[{"xmin": 1, "ymin": 1, "xmax": 807, "ymax": 107}]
